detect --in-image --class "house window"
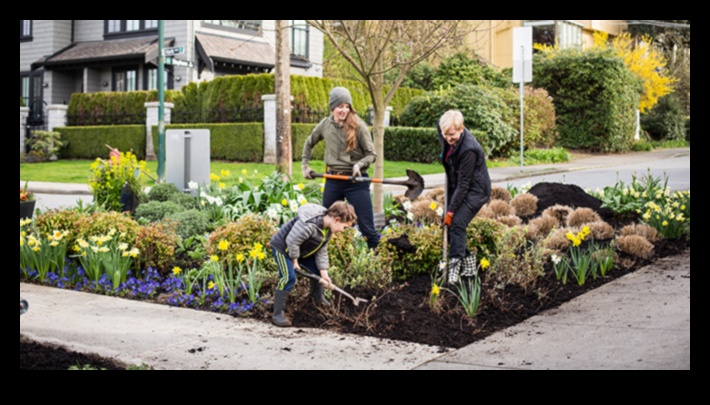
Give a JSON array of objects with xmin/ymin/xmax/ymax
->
[
  {"xmin": 105, "ymin": 20, "xmax": 159, "ymax": 36},
  {"xmin": 290, "ymin": 20, "xmax": 309, "ymax": 59},
  {"xmin": 20, "ymin": 20, "xmax": 32, "ymax": 40},
  {"xmin": 202, "ymin": 20, "xmax": 262, "ymax": 35},
  {"xmin": 20, "ymin": 75, "xmax": 30, "ymax": 107},
  {"xmin": 145, "ymin": 66, "xmax": 171, "ymax": 90},
  {"xmin": 114, "ymin": 68, "xmax": 137, "ymax": 92},
  {"xmin": 525, "ymin": 20, "xmax": 582, "ymax": 50}
]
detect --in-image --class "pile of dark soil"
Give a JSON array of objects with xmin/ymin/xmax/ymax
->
[{"xmin": 19, "ymin": 182, "xmax": 690, "ymax": 369}]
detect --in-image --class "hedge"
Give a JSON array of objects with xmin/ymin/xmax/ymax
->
[{"xmin": 56, "ymin": 125, "xmax": 146, "ymax": 160}]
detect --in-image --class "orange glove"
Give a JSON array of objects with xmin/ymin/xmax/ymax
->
[{"xmin": 443, "ymin": 211, "xmax": 454, "ymax": 227}]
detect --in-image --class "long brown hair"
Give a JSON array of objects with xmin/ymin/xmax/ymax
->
[{"xmin": 344, "ymin": 108, "xmax": 360, "ymax": 152}]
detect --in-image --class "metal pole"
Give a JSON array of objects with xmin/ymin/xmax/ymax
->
[
  {"xmin": 157, "ymin": 20, "xmax": 166, "ymax": 182},
  {"xmin": 520, "ymin": 45, "xmax": 524, "ymax": 171}
]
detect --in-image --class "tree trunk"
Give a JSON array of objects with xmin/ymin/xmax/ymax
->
[{"xmin": 275, "ymin": 20, "xmax": 292, "ymax": 177}]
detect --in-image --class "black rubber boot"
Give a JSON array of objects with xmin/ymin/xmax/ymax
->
[
  {"xmin": 272, "ymin": 290, "xmax": 292, "ymax": 327},
  {"xmin": 310, "ymin": 279, "xmax": 331, "ymax": 307}
]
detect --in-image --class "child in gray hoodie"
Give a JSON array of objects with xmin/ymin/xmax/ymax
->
[{"xmin": 270, "ymin": 201, "xmax": 357, "ymax": 327}]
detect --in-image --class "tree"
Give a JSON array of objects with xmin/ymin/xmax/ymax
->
[
  {"xmin": 275, "ymin": 20, "xmax": 292, "ymax": 176},
  {"xmin": 306, "ymin": 20, "xmax": 473, "ymax": 220}
]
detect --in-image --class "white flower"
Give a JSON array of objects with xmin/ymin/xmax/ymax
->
[
  {"xmin": 188, "ymin": 181, "xmax": 199, "ymax": 190},
  {"xmin": 551, "ymin": 254, "xmax": 561, "ymax": 265},
  {"xmin": 266, "ymin": 208, "xmax": 278, "ymax": 219},
  {"xmin": 407, "ymin": 212, "xmax": 415, "ymax": 222},
  {"xmin": 436, "ymin": 207, "xmax": 444, "ymax": 217},
  {"xmin": 289, "ymin": 200, "xmax": 299, "ymax": 212},
  {"xmin": 403, "ymin": 201, "xmax": 413, "ymax": 211}
]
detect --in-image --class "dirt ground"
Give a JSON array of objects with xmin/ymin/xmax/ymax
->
[{"xmin": 19, "ymin": 183, "xmax": 690, "ymax": 370}]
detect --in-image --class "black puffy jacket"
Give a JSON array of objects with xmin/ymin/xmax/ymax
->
[{"xmin": 437, "ymin": 126, "xmax": 491, "ymax": 214}]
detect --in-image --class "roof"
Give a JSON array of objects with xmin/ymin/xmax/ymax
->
[
  {"xmin": 35, "ymin": 36, "xmax": 174, "ymax": 69},
  {"xmin": 195, "ymin": 32, "xmax": 275, "ymax": 72}
]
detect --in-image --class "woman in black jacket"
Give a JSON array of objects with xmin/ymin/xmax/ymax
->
[{"xmin": 437, "ymin": 110, "xmax": 492, "ymax": 284}]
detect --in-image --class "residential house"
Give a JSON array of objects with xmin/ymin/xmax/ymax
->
[
  {"xmin": 466, "ymin": 20, "xmax": 628, "ymax": 68},
  {"xmin": 20, "ymin": 20, "xmax": 324, "ymax": 128}
]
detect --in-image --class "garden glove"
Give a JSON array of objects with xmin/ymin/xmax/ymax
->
[
  {"xmin": 302, "ymin": 163, "xmax": 314, "ymax": 180},
  {"xmin": 443, "ymin": 211, "xmax": 454, "ymax": 227},
  {"xmin": 352, "ymin": 163, "xmax": 362, "ymax": 178}
]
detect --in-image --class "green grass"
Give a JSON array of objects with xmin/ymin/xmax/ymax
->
[{"xmin": 20, "ymin": 159, "xmax": 448, "ymax": 187}]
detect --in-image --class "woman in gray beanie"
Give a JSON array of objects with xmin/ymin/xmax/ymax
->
[{"xmin": 301, "ymin": 86, "xmax": 381, "ymax": 249}]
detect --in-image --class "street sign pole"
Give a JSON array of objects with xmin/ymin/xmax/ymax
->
[
  {"xmin": 512, "ymin": 27, "xmax": 532, "ymax": 171},
  {"xmin": 158, "ymin": 20, "xmax": 165, "ymax": 182}
]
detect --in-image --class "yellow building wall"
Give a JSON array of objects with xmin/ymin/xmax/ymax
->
[{"xmin": 465, "ymin": 20, "xmax": 627, "ymax": 69}]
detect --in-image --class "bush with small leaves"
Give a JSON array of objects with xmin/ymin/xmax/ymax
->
[
  {"xmin": 490, "ymin": 186, "xmax": 511, "ymax": 203},
  {"xmin": 75, "ymin": 211, "xmax": 140, "ymax": 245},
  {"xmin": 135, "ymin": 222, "xmax": 179, "ymax": 275},
  {"xmin": 34, "ymin": 209, "xmax": 89, "ymax": 247},
  {"xmin": 169, "ymin": 192, "xmax": 201, "ymax": 210},
  {"xmin": 147, "ymin": 182, "xmax": 181, "ymax": 202},
  {"xmin": 378, "ymin": 224, "xmax": 442, "ymax": 281},
  {"xmin": 510, "ymin": 193, "xmax": 538, "ymax": 217},
  {"xmin": 542, "ymin": 204, "xmax": 573, "ymax": 224},
  {"xmin": 466, "ymin": 217, "xmax": 505, "ymax": 261},
  {"xmin": 566, "ymin": 207, "xmax": 601, "ymax": 228},
  {"xmin": 166, "ymin": 209, "xmax": 211, "ymax": 240},
  {"xmin": 135, "ymin": 201, "xmax": 183, "ymax": 223},
  {"xmin": 587, "ymin": 221, "xmax": 615, "ymax": 240},
  {"xmin": 488, "ymin": 225, "xmax": 546, "ymax": 294},
  {"xmin": 615, "ymin": 235, "xmax": 654, "ymax": 260},
  {"xmin": 620, "ymin": 223, "xmax": 660, "ymax": 242},
  {"xmin": 206, "ymin": 213, "xmax": 277, "ymax": 271},
  {"xmin": 488, "ymin": 199, "xmax": 514, "ymax": 218},
  {"xmin": 526, "ymin": 214, "xmax": 559, "ymax": 241}
]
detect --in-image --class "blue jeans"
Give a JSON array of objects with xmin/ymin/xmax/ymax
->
[
  {"xmin": 322, "ymin": 174, "xmax": 380, "ymax": 249},
  {"xmin": 272, "ymin": 248, "xmax": 318, "ymax": 292}
]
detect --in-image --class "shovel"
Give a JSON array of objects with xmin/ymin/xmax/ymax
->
[
  {"xmin": 310, "ymin": 169, "xmax": 425, "ymax": 201},
  {"xmin": 294, "ymin": 269, "xmax": 368, "ymax": 307}
]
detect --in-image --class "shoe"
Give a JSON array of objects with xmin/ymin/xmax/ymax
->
[
  {"xmin": 447, "ymin": 258, "xmax": 462, "ymax": 285},
  {"xmin": 272, "ymin": 290, "xmax": 292, "ymax": 327},
  {"xmin": 461, "ymin": 253, "xmax": 478, "ymax": 278}
]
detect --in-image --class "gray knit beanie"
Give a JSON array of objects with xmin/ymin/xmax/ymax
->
[{"xmin": 329, "ymin": 86, "xmax": 353, "ymax": 111}]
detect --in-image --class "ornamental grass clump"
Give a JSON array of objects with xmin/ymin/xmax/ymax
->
[
  {"xmin": 566, "ymin": 207, "xmax": 602, "ymax": 228},
  {"xmin": 488, "ymin": 199, "xmax": 514, "ymax": 218},
  {"xmin": 526, "ymin": 214, "xmax": 559, "ymax": 241},
  {"xmin": 587, "ymin": 221, "xmax": 615, "ymax": 240},
  {"xmin": 542, "ymin": 204, "xmax": 573, "ymax": 224},
  {"xmin": 510, "ymin": 193, "xmax": 538, "ymax": 217},
  {"xmin": 495, "ymin": 214, "xmax": 522, "ymax": 227},
  {"xmin": 620, "ymin": 223, "xmax": 660, "ymax": 242},
  {"xmin": 409, "ymin": 199, "xmax": 444, "ymax": 225},
  {"xmin": 490, "ymin": 186, "xmax": 512, "ymax": 203},
  {"xmin": 615, "ymin": 235, "xmax": 654, "ymax": 260}
]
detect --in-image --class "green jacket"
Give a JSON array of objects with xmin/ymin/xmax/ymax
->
[{"xmin": 302, "ymin": 115, "xmax": 377, "ymax": 173}]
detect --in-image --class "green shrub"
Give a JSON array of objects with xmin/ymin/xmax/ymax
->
[
  {"xmin": 328, "ymin": 229, "xmax": 391, "ymax": 290},
  {"xmin": 497, "ymin": 86, "xmax": 559, "ymax": 150},
  {"xmin": 27, "ymin": 130, "xmax": 64, "ymax": 161},
  {"xmin": 487, "ymin": 226, "xmax": 547, "ymax": 293},
  {"xmin": 383, "ymin": 127, "xmax": 440, "ymax": 163},
  {"xmin": 74, "ymin": 211, "xmax": 141, "ymax": 245},
  {"xmin": 641, "ymin": 93, "xmax": 686, "ymax": 141},
  {"xmin": 135, "ymin": 222, "xmax": 179, "ymax": 275},
  {"xmin": 206, "ymin": 213, "xmax": 277, "ymax": 271},
  {"xmin": 148, "ymin": 182, "xmax": 181, "ymax": 202},
  {"xmin": 431, "ymin": 53, "xmax": 510, "ymax": 90},
  {"xmin": 58, "ymin": 125, "xmax": 146, "ymax": 160},
  {"xmin": 532, "ymin": 47, "xmax": 641, "ymax": 152},
  {"xmin": 166, "ymin": 209, "xmax": 211, "ymax": 240},
  {"xmin": 377, "ymin": 224, "xmax": 443, "ymax": 281},
  {"xmin": 34, "ymin": 209, "xmax": 89, "ymax": 247},
  {"xmin": 169, "ymin": 192, "xmax": 200, "ymax": 210},
  {"xmin": 466, "ymin": 218, "xmax": 505, "ymax": 261},
  {"xmin": 399, "ymin": 84, "xmax": 517, "ymax": 158},
  {"xmin": 135, "ymin": 201, "xmax": 183, "ymax": 223}
]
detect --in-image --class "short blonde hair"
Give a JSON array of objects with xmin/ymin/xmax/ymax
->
[{"xmin": 439, "ymin": 110, "xmax": 464, "ymax": 133}]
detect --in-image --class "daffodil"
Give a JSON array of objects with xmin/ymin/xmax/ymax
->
[
  {"xmin": 480, "ymin": 258, "xmax": 490, "ymax": 270},
  {"xmin": 218, "ymin": 240, "xmax": 230, "ymax": 251},
  {"xmin": 431, "ymin": 284, "xmax": 440, "ymax": 297},
  {"xmin": 210, "ymin": 173, "xmax": 220, "ymax": 182},
  {"xmin": 296, "ymin": 183, "xmax": 305, "ymax": 191},
  {"xmin": 429, "ymin": 202, "xmax": 438, "ymax": 211},
  {"xmin": 242, "ymin": 169, "xmax": 248, "ymax": 175},
  {"xmin": 173, "ymin": 267, "xmax": 182, "ymax": 275},
  {"xmin": 236, "ymin": 254, "xmax": 245, "ymax": 263},
  {"xmin": 210, "ymin": 255, "xmax": 220, "ymax": 262},
  {"xmin": 221, "ymin": 170, "xmax": 231, "ymax": 178},
  {"xmin": 208, "ymin": 281, "xmax": 216, "ymax": 290}
]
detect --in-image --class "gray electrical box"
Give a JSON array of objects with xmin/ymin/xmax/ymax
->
[{"xmin": 166, "ymin": 129, "xmax": 210, "ymax": 193}]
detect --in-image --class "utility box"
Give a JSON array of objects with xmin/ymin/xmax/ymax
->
[{"xmin": 166, "ymin": 129, "xmax": 210, "ymax": 193}]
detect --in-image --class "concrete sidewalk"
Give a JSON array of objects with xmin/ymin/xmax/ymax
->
[{"xmin": 19, "ymin": 249, "xmax": 690, "ymax": 370}]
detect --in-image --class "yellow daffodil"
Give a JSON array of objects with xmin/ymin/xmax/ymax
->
[
  {"xmin": 236, "ymin": 253, "xmax": 245, "ymax": 263},
  {"xmin": 429, "ymin": 202, "xmax": 438, "ymax": 211},
  {"xmin": 258, "ymin": 252, "xmax": 265, "ymax": 260},
  {"xmin": 480, "ymin": 258, "xmax": 490, "ymax": 270},
  {"xmin": 173, "ymin": 267, "xmax": 182, "ymax": 276},
  {"xmin": 210, "ymin": 173, "xmax": 220, "ymax": 182},
  {"xmin": 242, "ymin": 169, "xmax": 248, "ymax": 175},
  {"xmin": 219, "ymin": 182, "xmax": 226, "ymax": 189},
  {"xmin": 281, "ymin": 199, "xmax": 288, "ymax": 206},
  {"xmin": 254, "ymin": 242, "xmax": 264, "ymax": 252},
  {"xmin": 221, "ymin": 170, "xmax": 231, "ymax": 178},
  {"xmin": 208, "ymin": 281, "xmax": 216, "ymax": 290},
  {"xmin": 218, "ymin": 240, "xmax": 230, "ymax": 251},
  {"xmin": 210, "ymin": 255, "xmax": 220, "ymax": 262},
  {"xmin": 296, "ymin": 183, "xmax": 305, "ymax": 191},
  {"xmin": 431, "ymin": 284, "xmax": 440, "ymax": 297}
]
